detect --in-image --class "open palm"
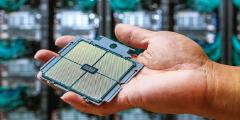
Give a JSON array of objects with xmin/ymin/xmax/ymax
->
[{"xmin": 35, "ymin": 24, "xmax": 211, "ymax": 116}]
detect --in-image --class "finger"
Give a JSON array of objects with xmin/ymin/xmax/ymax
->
[
  {"xmin": 115, "ymin": 24, "xmax": 154, "ymax": 49},
  {"xmin": 61, "ymin": 92, "xmax": 91, "ymax": 108},
  {"xmin": 55, "ymin": 35, "xmax": 75, "ymax": 48},
  {"xmin": 61, "ymin": 92, "xmax": 130, "ymax": 116},
  {"xmin": 34, "ymin": 49, "xmax": 58, "ymax": 62}
]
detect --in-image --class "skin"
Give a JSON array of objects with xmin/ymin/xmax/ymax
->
[{"xmin": 34, "ymin": 24, "xmax": 240, "ymax": 119}]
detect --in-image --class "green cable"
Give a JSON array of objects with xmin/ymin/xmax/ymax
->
[
  {"xmin": 76, "ymin": 0, "xmax": 97, "ymax": 11},
  {"xmin": 232, "ymin": 35, "xmax": 240, "ymax": 65},
  {"xmin": 203, "ymin": 34, "xmax": 221, "ymax": 55},
  {"xmin": 0, "ymin": 86, "xmax": 27, "ymax": 111},
  {"xmin": 187, "ymin": 0, "xmax": 220, "ymax": 13},
  {"xmin": 0, "ymin": 38, "xmax": 27, "ymax": 61},
  {"xmin": 0, "ymin": 0, "xmax": 27, "ymax": 11},
  {"xmin": 191, "ymin": 35, "xmax": 221, "ymax": 61},
  {"xmin": 201, "ymin": 33, "xmax": 221, "ymax": 61},
  {"xmin": 110, "ymin": 0, "xmax": 140, "ymax": 12},
  {"xmin": 232, "ymin": 35, "xmax": 240, "ymax": 53},
  {"xmin": 233, "ymin": 0, "xmax": 240, "ymax": 9},
  {"xmin": 233, "ymin": 49, "xmax": 240, "ymax": 65},
  {"xmin": 207, "ymin": 44, "xmax": 221, "ymax": 61}
]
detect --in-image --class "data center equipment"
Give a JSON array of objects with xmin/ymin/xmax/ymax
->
[
  {"xmin": 110, "ymin": 0, "xmax": 163, "ymax": 31},
  {"xmin": 0, "ymin": 1, "xmax": 42, "ymax": 41},
  {"xmin": 54, "ymin": 0, "xmax": 99, "ymax": 40},
  {"xmin": 56, "ymin": 108, "xmax": 99, "ymax": 120},
  {"xmin": 173, "ymin": 0, "xmax": 221, "ymax": 61},
  {"xmin": 40, "ymin": 36, "xmax": 144, "ymax": 105},
  {"xmin": 1, "ymin": 59, "xmax": 38, "ymax": 78},
  {"xmin": 0, "ymin": 10, "xmax": 8, "ymax": 39},
  {"xmin": 0, "ymin": 59, "xmax": 42, "ymax": 111},
  {"xmin": 0, "ymin": 0, "xmax": 44, "ymax": 119},
  {"xmin": 117, "ymin": 109, "xmax": 167, "ymax": 120},
  {"xmin": 3, "ymin": 107, "xmax": 41, "ymax": 120},
  {"xmin": 174, "ymin": 114, "xmax": 207, "ymax": 120},
  {"xmin": 7, "ymin": 10, "xmax": 42, "ymax": 41}
]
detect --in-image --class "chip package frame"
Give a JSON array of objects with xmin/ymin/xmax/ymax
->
[{"xmin": 40, "ymin": 36, "xmax": 144, "ymax": 105}]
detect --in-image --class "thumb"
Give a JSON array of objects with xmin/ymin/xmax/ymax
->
[{"xmin": 114, "ymin": 24, "xmax": 155, "ymax": 49}]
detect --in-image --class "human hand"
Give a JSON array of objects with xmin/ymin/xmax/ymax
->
[{"xmin": 35, "ymin": 24, "xmax": 239, "ymax": 119}]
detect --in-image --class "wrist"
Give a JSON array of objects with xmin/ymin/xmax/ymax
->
[{"xmin": 200, "ymin": 60, "xmax": 240, "ymax": 119}]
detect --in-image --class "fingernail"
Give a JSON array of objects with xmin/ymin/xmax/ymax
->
[
  {"xmin": 56, "ymin": 36, "xmax": 65, "ymax": 41},
  {"xmin": 60, "ymin": 94, "xmax": 66, "ymax": 101},
  {"xmin": 34, "ymin": 51, "xmax": 40, "ymax": 59},
  {"xmin": 55, "ymin": 36, "xmax": 65, "ymax": 45},
  {"xmin": 34, "ymin": 54, "xmax": 37, "ymax": 59}
]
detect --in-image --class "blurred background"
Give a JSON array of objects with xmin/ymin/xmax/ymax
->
[{"xmin": 0, "ymin": 0, "xmax": 237, "ymax": 120}]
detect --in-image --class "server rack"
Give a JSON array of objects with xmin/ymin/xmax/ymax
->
[{"xmin": 0, "ymin": 0, "xmax": 49, "ymax": 120}]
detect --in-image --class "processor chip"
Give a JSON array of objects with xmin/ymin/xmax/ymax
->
[
  {"xmin": 44, "ymin": 58, "xmax": 85, "ymax": 87},
  {"xmin": 94, "ymin": 52, "xmax": 133, "ymax": 81},
  {"xmin": 40, "ymin": 36, "xmax": 144, "ymax": 105},
  {"xmin": 72, "ymin": 73, "xmax": 117, "ymax": 101},
  {"xmin": 64, "ymin": 41, "xmax": 105, "ymax": 65}
]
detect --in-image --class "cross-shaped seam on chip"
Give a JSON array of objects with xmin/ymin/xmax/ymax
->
[
  {"xmin": 93, "ymin": 52, "xmax": 134, "ymax": 81},
  {"xmin": 44, "ymin": 58, "xmax": 85, "ymax": 87},
  {"xmin": 71, "ymin": 73, "xmax": 117, "ymax": 101},
  {"xmin": 64, "ymin": 41, "xmax": 106, "ymax": 66}
]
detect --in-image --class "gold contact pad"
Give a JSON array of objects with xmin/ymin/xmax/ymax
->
[
  {"xmin": 72, "ymin": 73, "xmax": 116, "ymax": 100},
  {"xmin": 64, "ymin": 41, "xmax": 106, "ymax": 65},
  {"xmin": 45, "ymin": 58, "xmax": 85, "ymax": 86},
  {"xmin": 94, "ymin": 52, "xmax": 133, "ymax": 81}
]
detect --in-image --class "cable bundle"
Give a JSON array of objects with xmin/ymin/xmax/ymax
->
[
  {"xmin": 232, "ymin": 35, "xmax": 240, "ymax": 65},
  {"xmin": 110, "ymin": 0, "xmax": 140, "ymax": 12},
  {"xmin": 0, "ymin": 86, "xmax": 27, "ymax": 111},
  {"xmin": 187, "ymin": 0, "xmax": 220, "ymax": 13},
  {"xmin": 0, "ymin": 38, "xmax": 27, "ymax": 61},
  {"xmin": 0, "ymin": 0, "xmax": 27, "ymax": 11}
]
